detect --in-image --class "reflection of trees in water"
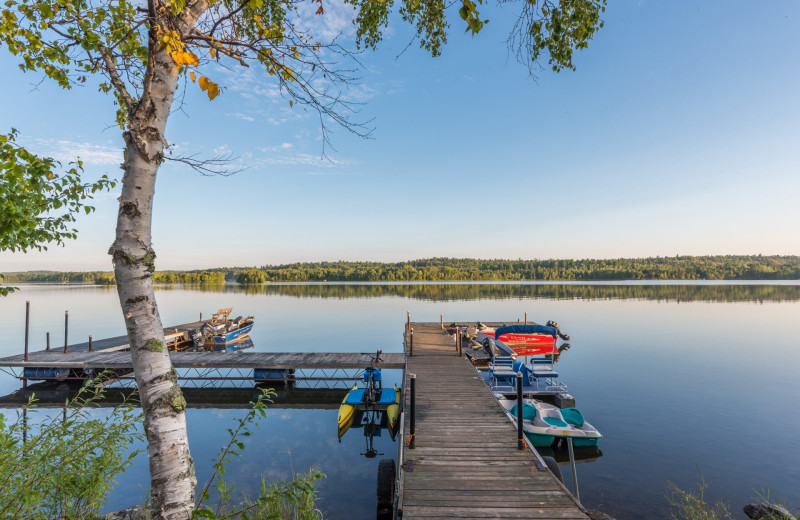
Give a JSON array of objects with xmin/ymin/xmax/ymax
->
[{"xmin": 152, "ymin": 283, "xmax": 800, "ymax": 303}]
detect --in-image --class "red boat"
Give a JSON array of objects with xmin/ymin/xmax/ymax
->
[{"xmin": 480, "ymin": 324, "xmax": 559, "ymax": 357}]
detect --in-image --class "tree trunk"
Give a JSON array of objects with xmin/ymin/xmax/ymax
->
[{"xmin": 110, "ymin": 40, "xmax": 195, "ymax": 520}]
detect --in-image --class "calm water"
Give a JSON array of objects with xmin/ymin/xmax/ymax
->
[{"xmin": 1, "ymin": 283, "xmax": 799, "ymax": 519}]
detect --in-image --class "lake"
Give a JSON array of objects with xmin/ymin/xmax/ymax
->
[{"xmin": 1, "ymin": 282, "xmax": 799, "ymax": 519}]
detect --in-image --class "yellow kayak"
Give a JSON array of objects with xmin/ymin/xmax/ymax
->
[
  {"xmin": 386, "ymin": 385, "xmax": 400, "ymax": 439},
  {"xmin": 337, "ymin": 385, "xmax": 357, "ymax": 439}
]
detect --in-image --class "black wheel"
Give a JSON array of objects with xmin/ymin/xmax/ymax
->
[
  {"xmin": 542, "ymin": 456, "xmax": 563, "ymax": 483},
  {"xmin": 377, "ymin": 458, "xmax": 396, "ymax": 518}
]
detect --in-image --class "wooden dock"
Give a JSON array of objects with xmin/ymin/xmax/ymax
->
[
  {"xmin": 398, "ymin": 323, "xmax": 588, "ymax": 519},
  {"xmin": 0, "ymin": 319, "xmax": 404, "ymax": 373},
  {"xmin": 0, "ymin": 350, "xmax": 406, "ymax": 370}
]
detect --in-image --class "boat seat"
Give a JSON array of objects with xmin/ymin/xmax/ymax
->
[
  {"xmin": 543, "ymin": 416, "xmax": 568, "ymax": 428},
  {"xmin": 531, "ymin": 368, "xmax": 558, "ymax": 379},
  {"xmin": 561, "ymin": 408, "xmax": 585, "ymax": 427},
  {"xmin": 510, "ymin": 403, "xmax": 537, "ymax": 421}
]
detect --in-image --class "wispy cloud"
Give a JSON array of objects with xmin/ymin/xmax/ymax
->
[
  {"xmin": 254, "ymin": 144, "xmax": 355, "ymax": 169},
  {"xmin": 229, "ymin": 112, "xmax": 255, "ymax": 122},
  {"xmin": 295, "ymin": 0, "xmax": 357, "ymax": 43},
  {"xmin": 31, "ymin": 138, "xmax": 122, "ymax": 166}
]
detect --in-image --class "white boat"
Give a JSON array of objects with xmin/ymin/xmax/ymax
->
[{"xmin": 495, "ymin": 394, "xmax": 602, "ymax": 448}]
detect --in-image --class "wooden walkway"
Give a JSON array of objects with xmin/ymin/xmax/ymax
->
[
  {"xmin": 0, "ymin": 350, "xmax": 405, "ymax": 370},
  {"xmin": 0, "ymin": 319, "xmax": 405, "ymax": 372},
  {"xmin": 399, "ymin": 323, "xmax": 588, "ymax": 519}
]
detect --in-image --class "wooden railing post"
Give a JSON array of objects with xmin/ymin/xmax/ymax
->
[
  {"xmin": 409, "ymin": 374, "xmax": 416, "ymax": 449},
  {"xmin": 24, "ymin": 301, "xmax": 30, "ymax": 361},
  {"xmin": 63, "ymin": 311, "xmax": 69, "ymax": 353},
  {"xmin": 517, "ymin": 372, "xmax": 524, "ymax": 450}
]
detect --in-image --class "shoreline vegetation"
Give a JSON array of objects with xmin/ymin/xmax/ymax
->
[{"xmin": 4, "ymin": 255, "xmax": 800, "ymax": 285}]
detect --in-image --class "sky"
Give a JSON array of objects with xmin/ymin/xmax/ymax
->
[{"xmin": 1, "ymin": 0, "xmax": 799, "ymax": 271}]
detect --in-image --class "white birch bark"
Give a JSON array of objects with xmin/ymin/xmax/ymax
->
[{"xmin": 109, "ymin": 5, "xmax": 208, "ymax": 516}]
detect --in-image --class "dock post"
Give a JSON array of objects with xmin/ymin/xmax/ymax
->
[
  {"xmin": 525, "ymin": 312, "xmax": 528, "ymax": 324},
  {"xmin": 457, "ymin": 331, "xmax": 462, "ymax": 357},
  {"xmin": 409, "ymin": 374, "xmax": 416, "ymax": 449},
  {"xmin": 46, "ymin": 332, "xmax": 50, "ymax": 351},
  {"xmin": 406, "ymin": 311, "xmax": 410, "ymax": 332},
  {"xmin": 88, "ymin": 335, "xmax": 93, "ymax": 352},
  {"xmin": 440, "ymin": 314, "xmax": 443, "ymax": 330},
  {"xmin": 64, "ymin": 311, "xmax": 69, "ymax": 353},
  {"xmin": 568, "ymin": 437, "xmax": 580, "ymax": 502},
  {"xmin": 24, "ymin": 301, "xmax": 30, "ymax": 361},
  {"xmin": 516, "ymin": 372, "xmax": 524, "ymax": 450},
  {"xmin": 200, "ymin": 312, "xmax": 202, "ymax": 321},
  {"xmin": 409, "ymin": 328, "xmax": 413, "ymax": 357}
]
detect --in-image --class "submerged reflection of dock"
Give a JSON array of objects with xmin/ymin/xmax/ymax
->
[{"xmin": 0, "ymin": 384, "xmax": 350, "ymax": 409}]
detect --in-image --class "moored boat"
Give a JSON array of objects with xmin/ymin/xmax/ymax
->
[
  {"xmin": 496, "ymin": 394, "xmax": 602, "ymax": 448},
  {"xmin": 477, "ymin": 324, "xmax": 560, "ymax": 357},
  {"xmin": 190, "ymin": 308, "xmax": 254, "ymax": 348}
]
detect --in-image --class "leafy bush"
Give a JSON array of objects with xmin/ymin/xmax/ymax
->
[{"xmin": 0, "ymin": 383, "xmax": 142, "ymax": 519}]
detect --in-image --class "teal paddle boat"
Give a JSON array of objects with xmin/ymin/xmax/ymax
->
[{"xmin": 496, "ymin": 394, "xmax": 602, "ymax": 448}]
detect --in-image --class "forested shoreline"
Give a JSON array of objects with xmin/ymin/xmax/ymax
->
[{"xmin": 5, "ymin": 255, "xmax": 800, "ymax": 284}]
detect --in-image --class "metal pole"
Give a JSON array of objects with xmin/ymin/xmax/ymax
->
[
  {"xmin": 88, "ymin": 335, "xmax": 93, "ymax": 352},
  {"xmin": 409, "ymin": 374, "xmax": 416, "ymax": 449},
  {"xmin": 568, "ymin": 437, "xmax": 580, "ymax": 502},
  {"xmin": 64, "ymin": 311, "xmax": 69, "ymax": 353},
  {"xmin": 46, "ymin": 332, "xmax": 50, "ymax": 351},
  {"xmin": 517, "ymin": 372, "xmax": 524, "ymax": 450},
  {"xmin": 409, "ymin": 328, "xmax": 414, "ymax": 357},
  {"xmin": 24, "ymin": 301, "xmax": 30, "ymax": 361}
]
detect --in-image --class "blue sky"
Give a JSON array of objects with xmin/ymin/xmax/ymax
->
[{"xmin": 2, "ymin": 0, "xmax": 799, "ymax": 270}]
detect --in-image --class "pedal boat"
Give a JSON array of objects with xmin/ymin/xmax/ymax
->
[{"xmin": 496, "ymin": 394, "xmax": 602, "ymax": 448}]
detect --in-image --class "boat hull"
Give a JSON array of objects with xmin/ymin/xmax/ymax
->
[{"xmin": 210, "ymin": 323, "xmax": 254, "ymax": 345}]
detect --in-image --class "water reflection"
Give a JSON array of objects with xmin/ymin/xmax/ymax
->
[
  {"xmin": 145, "ymin": 282, "xmax": 800, "ymax": 303},
  {"xmin": 338, "ymin": 408, "xmax": 398, "ymax": 458}
]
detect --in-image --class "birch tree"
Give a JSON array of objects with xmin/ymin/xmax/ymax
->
[{"xmin": 0, "ymin": 0, "xmax": 605, "ymax": 517}]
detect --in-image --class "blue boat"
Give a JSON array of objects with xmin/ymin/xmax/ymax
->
[
  {"xmin": 209, "ymin": 321, "xmax": 254, "ymax": 345},
  {"xmin": 190, "ymin": 308, "xmax": 254, "ymax": 349}
]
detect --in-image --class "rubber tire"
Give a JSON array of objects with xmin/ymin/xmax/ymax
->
[
  {"xmin": 542, "ymin": 456, "xmax": 563, "ymax": 483},
  {"xmin": 377, "ymin": 458, "xmax": 396, "ymax": 518}
]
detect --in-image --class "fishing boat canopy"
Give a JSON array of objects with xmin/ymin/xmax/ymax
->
[{"xmin": 494, "ymin": 324, "xmax": 558, "ymax": 338}]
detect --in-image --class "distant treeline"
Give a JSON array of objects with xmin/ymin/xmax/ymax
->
[
  {"xmin": 5, "ymin": 255, "xmax": 800, "ymax": 285},
  {"xmin": 4, "ymin": 270, "xmax": 226, "ymax": 285}
]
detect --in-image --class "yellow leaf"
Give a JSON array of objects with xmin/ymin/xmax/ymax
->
[
  {"xmin": 190, "ymin": 71, "xmax": 196, "ymax": 82},
  {"xmin": 207, "ymin": 81, "xmax": 219, "ymax": 100},
  {"xmin": 289, "ymin": 100, "xmax": 293, "ymax": 107},
  {"xmin": 210, "ymin": 48, "xmax": 217, "ymax": 59},
  {"xmin": 198, "ymin": 76, "xmax": 208, "ymax": 91}
]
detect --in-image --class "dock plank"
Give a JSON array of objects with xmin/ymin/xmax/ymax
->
[{"xmin": 400, "ymin": 323, "xmax": 588, "ymax": 520}]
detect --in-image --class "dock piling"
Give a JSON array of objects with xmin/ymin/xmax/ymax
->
[
  {"xmin": 517, "ymin": 372, "xmax": 524, "ymax": 450},
  {"xmin": 200, "ymin": 312, "xmax": 202, "ymax": 321},
  {"xmin": 409, "ymin": 373, "xmax": 416, "ymax": 449},
  {"xmin": 46, "ymin": 332, "xmax": 50, "ymax": 351},
  {"xmin": 24, "ymin": 301, "xmax": 30, "ymax": 361},
  {"xmin": 88, "ymin": 335, "xmax": 93, "ymax": 352},
  {"xmin": 440, "ymin": 314, "xmax": 443, "ymax": 330},
  {"xmin": 406, "ymin": 311, "xmax": 410, "ymax": 332},
  {"xmin": 525, "ymin": 312, "xmax": 528, "ymax": 324},
  {"xmin": 409, "ymin": 328, "xmax": 413, "ymax": 357},
  {"xmin": 64, "ymin": 311, "xmax": 69, "ymax": 353}
]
